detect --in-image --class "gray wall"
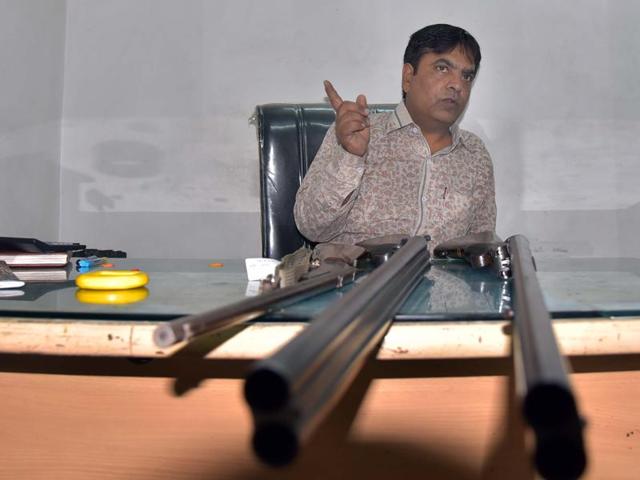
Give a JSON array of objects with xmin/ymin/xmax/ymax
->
[
  {"xmin": 0, "ymin": 1, "xmax": 67, "ymax": 239},
  {"xmin": 4, "ymin": 1, "xmax": 640, "ymax": 259}
]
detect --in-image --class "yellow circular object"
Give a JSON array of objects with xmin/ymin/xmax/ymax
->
[
  {"xmin": 75, "ymin": 270, "xmax": 149, "ymax": 290},
  {"xmin": 76, "ymin": 287, "xmax": 149, "ymax": 305}
]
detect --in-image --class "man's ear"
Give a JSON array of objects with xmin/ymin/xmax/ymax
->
[{"xmin": 402, "ymin": 63, "xmax": 414, "ymax": 95}]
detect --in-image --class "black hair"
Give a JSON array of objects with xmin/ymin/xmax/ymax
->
[{"xmin": 402, "ymin": 24, "xmax": 481, "ymax": 98}]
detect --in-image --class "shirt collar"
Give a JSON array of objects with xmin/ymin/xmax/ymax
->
[
  {"xmin": 386, "ymin": 101, "xmax": 463, "ymax": 149},
  {"xmin": 391, "ymin": 101, "xmax": 413, "ymax": 130}
]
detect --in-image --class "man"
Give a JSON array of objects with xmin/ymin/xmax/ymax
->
[{"xmin": 294, "ymin": 24, "xmax": 496, "ymax": 250}]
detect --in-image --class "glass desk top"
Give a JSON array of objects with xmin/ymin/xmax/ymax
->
[{"xmin": 1, "ymin": 257, "xmax": 640, "ymax": 322}]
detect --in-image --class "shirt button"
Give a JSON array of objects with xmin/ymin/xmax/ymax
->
[{"xmin": 411, "ymin": 125, "xmax": 418, "ymax": 134}]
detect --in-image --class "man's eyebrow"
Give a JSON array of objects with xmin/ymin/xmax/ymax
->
[
  {"xmin": 432, "ymin": 58, "xmax": 454, "ymax": 67},
  {"xmin": 432, "ymin": 57, "xmax": 476, "ymax": 75}
]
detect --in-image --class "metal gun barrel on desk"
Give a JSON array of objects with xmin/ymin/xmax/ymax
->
[
  {"xmin": 507, "ymin": 235, "xmax": 586, "ymax": 480},
  {"xmin": 153, "ymin": 263, "xmax": 356, "ymax": 348},
  {"xmin": 244, "ymin": 236, "xmax": 430, "ymax": 466},
  {"xmin": 435, "ymin": 232, "xmax": 587, "ymax": 479}
]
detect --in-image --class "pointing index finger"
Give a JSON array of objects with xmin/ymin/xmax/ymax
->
[{"xmin": 324, "ymin": 80, "xmax": 343, "ymax": 111}]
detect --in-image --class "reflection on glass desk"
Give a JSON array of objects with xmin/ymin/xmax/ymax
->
[{"xmin": 1, "ymin": 256, "xmax": 640, "ymax": 322}]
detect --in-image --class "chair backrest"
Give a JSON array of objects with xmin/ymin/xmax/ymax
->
[{"xmin": 255, "ymin": 103, "xmax": 396, "ymax": 259}]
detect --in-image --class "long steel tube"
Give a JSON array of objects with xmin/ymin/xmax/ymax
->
[
  {"xmin": 244, "ymin": 236, "xmax": 430, "ymax": 466},
  {"xmin": 507, "ymin": 235, "xmax": 586, "ymax": 479},
  {"xmin": 153, "ymin": 264, "xmax": 356, "ymax": 347}
]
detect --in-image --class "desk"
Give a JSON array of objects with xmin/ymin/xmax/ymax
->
[{"xmin": 0, "ymin": 258, "xmax": 639, "ymax": 479}]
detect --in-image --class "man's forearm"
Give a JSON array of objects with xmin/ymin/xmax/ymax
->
[{"xmin": 294, "ymin": 125, "xmax": 365, "ymax": 241}]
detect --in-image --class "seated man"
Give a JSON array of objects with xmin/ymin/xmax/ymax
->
[{"xmin": 294, "ymin": 24, "xmax": 496, "ymax": 250}]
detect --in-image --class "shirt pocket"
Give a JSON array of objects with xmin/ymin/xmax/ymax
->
[{"xmin": 441, "ymin": 180, "xmax": 474, "ymax": 232}]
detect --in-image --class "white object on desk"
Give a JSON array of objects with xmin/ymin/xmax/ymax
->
[
  {"xmin": 244, "ymin": 258, "xmax": 280, "ymax": 281},
  {"xmin": 0, "ymin": 261, "xmax": 25, "ymax": 290}
]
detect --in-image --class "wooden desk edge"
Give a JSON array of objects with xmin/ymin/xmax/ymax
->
[{"xmin": 1, "ymin": 316, "xmax": 638, "ymax": 359}]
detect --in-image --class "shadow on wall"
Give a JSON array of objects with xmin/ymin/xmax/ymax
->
[
  {"xmin": 60, "ymin": 140, "xmax": 163, "ymax": 212},
  {"xmin": 77, "ymin": 139, "xmax": 164, "ymax": 211},
  {"xmin": 92, "ymin": 140, "xmax": 163, "ymax": 178}
]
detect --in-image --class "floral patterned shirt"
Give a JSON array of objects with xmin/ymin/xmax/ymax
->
[{"xmin": 294, "ymin": 101, "xmax": 496, "ymax": 251}]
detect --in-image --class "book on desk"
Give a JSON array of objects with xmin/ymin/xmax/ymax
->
[
  {"xmin": 0, "ymin": 236, "xmax": 79, "ymax": 269},
  {"xmin": 0, "ymin": 251, "xmax": 71, "ymax": 268},
  {"xmin": 11, "ymin": 266, "xmax": 70, "ymax": 282}
]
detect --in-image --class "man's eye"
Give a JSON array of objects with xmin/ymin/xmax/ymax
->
[
  {"xmin": 463, "ymin": 73, "xmax": 475, "ymax": 82},
  {"xmin": 436, "ymin": 65, "xmax": 448, "ymax": 72}
]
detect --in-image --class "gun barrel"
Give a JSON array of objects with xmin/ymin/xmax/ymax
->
[
  {"xmin": 153, "ymin": 265, "xmax": 356, "ymax": 348},
  {"xmin": 244, "ymin": 236, "xmax": 430, "ymax": 466},
  {"xmin": 507, "ymin": 235, "xmax": 587, "ymax": 479}
]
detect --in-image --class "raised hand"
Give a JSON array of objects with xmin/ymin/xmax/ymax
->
[{"xmin": 324, "ymin": 80, "xmax": 370, "ymax": 157}]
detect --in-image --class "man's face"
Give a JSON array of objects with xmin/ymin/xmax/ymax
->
[{"xmin": 402, "ymin": 46, "xmax": 476, "ymax": 131}]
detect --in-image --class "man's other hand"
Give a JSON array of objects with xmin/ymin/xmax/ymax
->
[{"xmin": 324, "ymin": 80, "xmax": 370, "ymax": 157}]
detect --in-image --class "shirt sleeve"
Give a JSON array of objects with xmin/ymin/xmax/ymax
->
[
  {"xmin": 294, "ymin": 123, "xmax": 365, "ymax": 242},
  {"xmin": 468, "ymin": 141, "xmax": 497, "ymax": 234}
]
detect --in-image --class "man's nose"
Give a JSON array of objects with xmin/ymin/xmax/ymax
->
[{"xmin": 448, "ymin": 75, "xmax": 462, "ymax": 92}]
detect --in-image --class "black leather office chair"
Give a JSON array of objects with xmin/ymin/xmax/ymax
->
[{"xmin": 255, "ymin": 103, "xmax": 395, "ymax": 259}]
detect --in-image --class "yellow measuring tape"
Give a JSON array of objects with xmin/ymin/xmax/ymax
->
[{"xmin": 75, "ymin": 270, "xmax": 149, "ymax": 290}]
